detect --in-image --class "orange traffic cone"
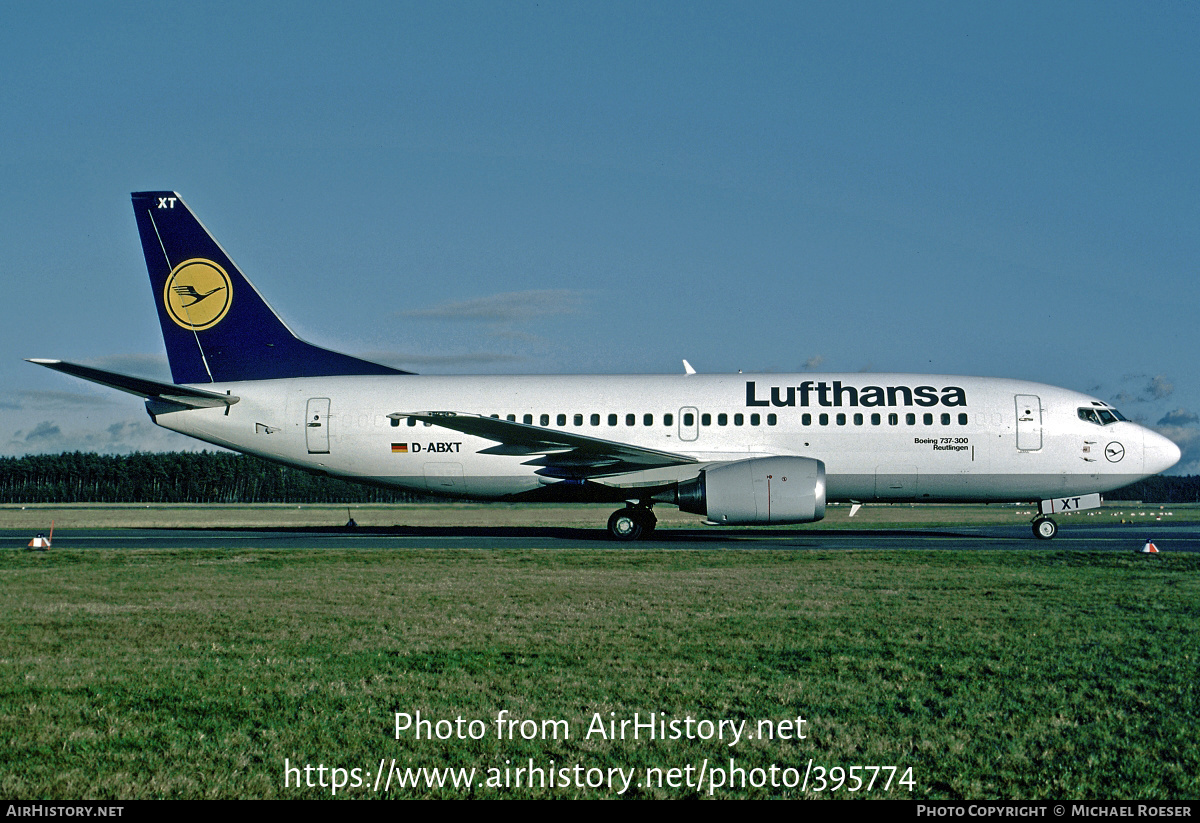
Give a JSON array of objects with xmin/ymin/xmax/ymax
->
[{"xmin": 1140, "ymin": 539, "xmax": 1159, "ymax": 554}]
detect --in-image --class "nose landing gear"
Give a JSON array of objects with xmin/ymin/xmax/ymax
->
[{"xmin": 1032, "ymin": 515, "xmax": 1058, "ymax": 540}]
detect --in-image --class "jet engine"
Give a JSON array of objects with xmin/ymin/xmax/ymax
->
[{"xmin": 675, "ymin": 456, "xmax": 826, "ymax": 525}]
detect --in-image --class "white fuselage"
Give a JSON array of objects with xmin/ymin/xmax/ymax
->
[{"xmin": 145, "ymin": 372, "xmax": 1179, "ymax": 505}]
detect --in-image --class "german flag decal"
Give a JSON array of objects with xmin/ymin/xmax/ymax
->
[{"xmin": 391, "ymin": 443, "xmax": 408, "ymax": 453}]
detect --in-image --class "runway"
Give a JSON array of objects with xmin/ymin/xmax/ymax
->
[{"xmin": 8, "ymin": 521, "xmax": 1199, "ymax": 552}]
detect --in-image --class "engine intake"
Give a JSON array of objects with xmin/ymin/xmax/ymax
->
[{"xmin": 677, "ymin": 456, "xmax": 826, "ymax": 525}]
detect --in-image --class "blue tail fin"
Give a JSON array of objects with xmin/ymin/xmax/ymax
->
[{"xmin": 131, "ymin": 191, "xmax": 412, "ymax": 384}]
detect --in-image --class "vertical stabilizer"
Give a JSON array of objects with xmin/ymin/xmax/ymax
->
[{"xmin": 131, "ymin": 191, "xmax": 411, "ymax": 384}]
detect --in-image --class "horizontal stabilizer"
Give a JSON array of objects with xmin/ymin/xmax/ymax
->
[{"xmin": 27, "ymin": 359, "xmax": 239, "ymax": 409}]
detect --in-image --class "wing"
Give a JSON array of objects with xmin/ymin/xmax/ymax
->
[{"xmin": 389, "ymin": 411, "xmax": 698, "ymax": 479}]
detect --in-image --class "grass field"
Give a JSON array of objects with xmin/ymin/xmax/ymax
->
[{"xmin": 2, "ymin": 505, "xmax": 1199, "ymax": 799}]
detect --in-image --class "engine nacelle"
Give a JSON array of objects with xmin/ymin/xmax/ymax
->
[{"xmin": 676, "ymin": 456, "xmax": 826, "ymax": 525}]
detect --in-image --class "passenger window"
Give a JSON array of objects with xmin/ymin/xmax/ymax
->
[
  {"xmin": 734, "ymin": 413, "xmax": 744, "ymax": 426},
  {"xmin": 905, "ymin": 413, "xmax": 915, "ymax": 425},
  {"xmin": 802, "ymin": 413, "xmax": 812, "ymax": 426},
  {"xmin": 574, "ymin": 414, "xmax": 583, "ymax": 426},
  {"xmin": 941, "ymin": 413, "xmax": 951, "ymax": 425},
  {"xmin": 682, "ymin": 413, "xmax": 693, "ymax": 426},
  {"xmin": 523, "ymin": 414, "xmax": 533, "ymax": 424},
  {"xmin": 750, "ymin": 414, "xmax": 760, "ymax": 426},
  {"xmin": 608, "ymin": 414, "xmax": 617, "ymax": 426},
  {"xmin": 644, "ymin": 414, "xmax": 653, "ymax": 426},
  {"xmin": 871, "ymin": 413, "xmax": 881, "ymax": 426},
  {"xmin": 958, "ymin": 414, "xmax": 968, "ymax": 425},
  {"xmin": 853, "ymin": 413, "xmax": 863, "ymax": 425},
  {"xmin": 888, "ymin": 413, "xmax": 898, "ymax": 425},
  {"xmin": 557, "ymin": 414, "xmax": 566, "ymax": 426},
  {"xmin": 591, "ymin": 414, "xmax": 600, "ymax": 426},
  {"xmin": 541, "ymin": 414, "xmax": 550, "ymax": 426},
  {"xmin": 718, "ymin": 413, "xmax": 728, "ymax": 426},
  {"xmin": 819, "ymin": 413, "xmax": 829, "ymax": 426},
  {"xmin": 701, "ymin": 413, "xmax": 711, "ymax": 426},
  {"xmin": 923, "ymin": 413, "xmax": 933, "ymax": 425},
  {"xmin": 767, "ymin": 414, "xmax": 777, "ymax": 425},
  {"xmin": 665, "ymin": 413, "xmax": 674, "ymax": 426},
  {"xmin": 627, "ymin": 414, "xmax": 636, "ymax": 426}
]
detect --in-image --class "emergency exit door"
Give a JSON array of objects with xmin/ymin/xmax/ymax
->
[
  {"xmin": 306, "ymin": 398, "xmax": 330, "ymax": 454},
  {"xmin": 679, "ymin": 406, "xmax": 699, "ymax": 441}
]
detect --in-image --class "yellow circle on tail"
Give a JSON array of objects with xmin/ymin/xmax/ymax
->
[{"xmin": 163, "ymin": 259, "xmax": 233, "ymax": 330}]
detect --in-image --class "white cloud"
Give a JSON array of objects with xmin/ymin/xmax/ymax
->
[
  {"xmin": 18, "ymin": 389, "xmax": 110, "ymax": 409},
  {"xmin": 1145, "ymin": 375, "xmax": 1174, "ymax": 401},
  {"xmin": 23, "ymin": 421, "xmax": 62, "ymax": 442},
  {"xmin": 1116, "ymin": 373, "xmax": 1176, "ymax": 404},
  {"xmin": 1152, "ymin": 416, "xmax": 1200, "ymax": 476},
  {"xmin": 1158, "ymin": 408, "xmax": 1198, "ymax": 426},
  {"xmin": 400, "ymin": 290, "xmax": 586, "ymax": 323}
]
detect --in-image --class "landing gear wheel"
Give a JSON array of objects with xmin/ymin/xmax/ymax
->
[
  {"xmin": 607, "ymin": 507, "xmax": 656, "ymax": 541},
  {"xmin": 608, "ymin": 509, "xmax": 644, "ymax": 541},
  {"xmin": 1033, "ymin": 516, "xmax": 1058, "ymax": 540}
]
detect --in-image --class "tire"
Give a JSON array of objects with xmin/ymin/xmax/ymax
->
[
  {"xmin": 1033, "ymin": 517, "xmax": 1058, "ymax": 540},
  {"xmin": 608, "ymin": 509, "xmax": 644, "ymax": 541}
]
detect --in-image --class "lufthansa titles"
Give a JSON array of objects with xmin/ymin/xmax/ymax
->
[{"xmin": 746, "ymin": 380, "xmax": 967, "ymax": 409}]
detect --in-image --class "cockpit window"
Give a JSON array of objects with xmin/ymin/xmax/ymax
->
[{"xmin": 1079, "ymin": 407, "xmax": 1126, "ymax": 426}]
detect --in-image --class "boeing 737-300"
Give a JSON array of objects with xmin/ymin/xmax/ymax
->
[{"xmin": 29, "ymin": 192, "xmax": 1181, "ymax": 540}]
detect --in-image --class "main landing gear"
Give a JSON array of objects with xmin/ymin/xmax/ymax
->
[
  {"xmin": 608, "ymin": 505, "xmax": 657, "ymax": 541},
  {"xmin": 1032, "ymin": 515, "xmax": 1058, "ymax": 540}
]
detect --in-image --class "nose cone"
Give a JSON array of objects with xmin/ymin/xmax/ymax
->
[{"xmin": 1144, "ymin": 429, "xmax": 1182, "ymax": 476}]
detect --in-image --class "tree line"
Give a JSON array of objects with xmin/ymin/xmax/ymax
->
[
  {"xmin": 0, "ymin": 451, "xmax": 1196, "ymax": 505},
  {"xmin": 0, "ymin": 452, "xmax": 427, "ymax": 504},
  {"xmin": 1102, "ymin": 474, "xmax": 1200, "ymax": 505}
]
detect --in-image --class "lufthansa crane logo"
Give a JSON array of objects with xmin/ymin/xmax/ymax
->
[
  {"xmin": 163, "ymin": 258, "xmax": 232, "ymax": 330},
  {"xmin": 1105, "ymin": 442, "xmax": 1125, "ymax": 463}
]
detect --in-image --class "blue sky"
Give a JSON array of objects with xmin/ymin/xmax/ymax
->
[{"xmin": 3, "ymin": 2, "xmax": 1198, "ymax": 471}]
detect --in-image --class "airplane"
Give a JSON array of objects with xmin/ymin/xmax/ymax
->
[{"xmin": 29, "ymin": 191, "xmax": 1181, "ymax": 541}]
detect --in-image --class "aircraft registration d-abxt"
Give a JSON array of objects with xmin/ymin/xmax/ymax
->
[{"xmin": 30, "ymin": 192, "xmax": 1180, "ymax": 540}]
